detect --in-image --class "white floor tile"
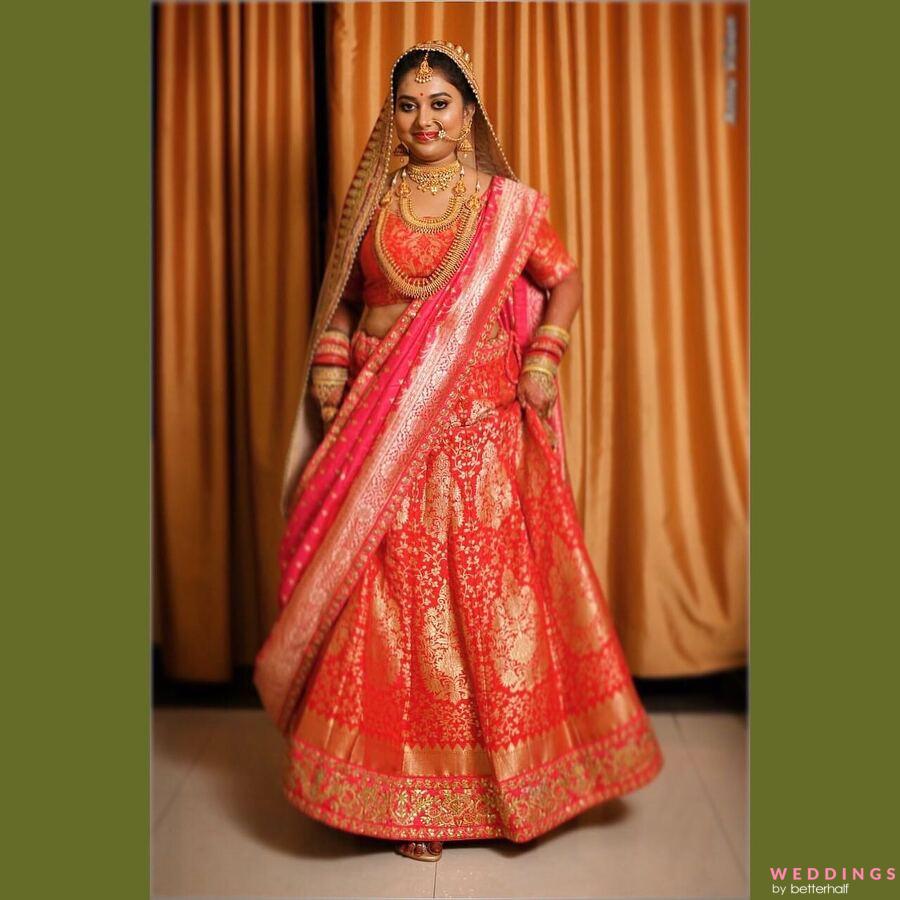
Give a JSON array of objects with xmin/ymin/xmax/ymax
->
[
  {"xmin": 152, "ymin": 708, "xmax": 221, "ymax": 829},
  {"xmin": 152, "ymin": 709, "xmax": 434, "ymax": 898},
  {"xmin": 151, "ymin": 790, "xmax": 437, "ymax": 898},
  {"xmin": 172, "ymin": 709, "xmax": 286, "ymax": 799},
  {"xmin": 434, "ymin": 714, "xmax": 747, "ymax": 898},
  {"xmin": 675, "ymin": 712, "xmax": 749, "ymax": 876},
  {"xmin": 152, "ymin": 709, "xmax": 748, "ymax": 899}
]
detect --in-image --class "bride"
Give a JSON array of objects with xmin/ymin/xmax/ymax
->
[{"xmin": 254, "ymin": 40, "xmax": 664, "ymax": 863}]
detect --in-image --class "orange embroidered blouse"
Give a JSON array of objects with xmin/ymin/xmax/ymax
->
[{"xmin": 342, "ymin": 207, "xmax": 577, "ymax": 308}]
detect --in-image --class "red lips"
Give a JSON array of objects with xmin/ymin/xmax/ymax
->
[{"xmin": 414, "ymin": 131, "xmax": 439, "ymax": 141}]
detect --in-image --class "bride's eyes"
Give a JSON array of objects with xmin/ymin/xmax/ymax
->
[{"xmin": 399, "ymin": 100, "xmax": 450, "ymax": 112}]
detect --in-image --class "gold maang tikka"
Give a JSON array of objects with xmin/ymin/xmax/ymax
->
[{"xmin": 414, "ymin": 51, "xmax": 433, "ymax": 83}]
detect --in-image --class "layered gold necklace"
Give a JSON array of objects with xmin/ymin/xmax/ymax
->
[
  {"xmin": 397, "ymin": 164, "xmax": 468, "ymax": 232},
  {"xmin": 375, "ymin": 162, "xmax": 485, "ymax": 299}
]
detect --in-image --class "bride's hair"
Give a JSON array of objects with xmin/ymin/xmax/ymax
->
[{"xmin": 392, "ymin": 49, "xmax": 477, "ymax": 109}]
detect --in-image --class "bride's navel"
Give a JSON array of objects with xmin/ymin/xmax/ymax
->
[
  {"xmin": 360, "ymin": 304, "xmax": 407, "ymax": 338},
  {"xmin": 360, "ymin": 306, "xmax": 502, "ymax": 340}
]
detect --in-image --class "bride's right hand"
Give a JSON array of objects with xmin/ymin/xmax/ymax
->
[{"xmin": 310, "ymin": 364, "xmax": 348, "ymax": 424}]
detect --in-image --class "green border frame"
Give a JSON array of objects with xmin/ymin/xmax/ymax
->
[
  {"xmin": 751, "ymin": 0, "xmax": 900, "ymax": 897},
  {"xmin": 3, "ymin": 1, "xmax": 899, "ymax": 897},
  {"xmin": 4, "ymin": 0, "xmax": 151, "ymax": 896}
]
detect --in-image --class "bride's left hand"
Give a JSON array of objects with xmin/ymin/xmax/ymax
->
[
  {"xmin": 517, "ymin": 369, "xmax": 556, "ymax": 417},
  {"xmin": 517, "ymin": 370, "xmax": 558, "ymax": 447}
]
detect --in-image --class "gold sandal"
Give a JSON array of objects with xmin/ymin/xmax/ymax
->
[{"xmin": 397, "ymin": 840, "xmax": 443, "ymax": 862}]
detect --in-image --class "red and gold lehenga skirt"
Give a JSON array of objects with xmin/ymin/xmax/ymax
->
[{"xmin": 282, "ymin": 319, "xmax": 664, "ymax": 843}]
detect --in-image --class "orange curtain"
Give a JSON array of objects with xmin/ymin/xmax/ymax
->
[
  {"xmin": 154, "ymin": 1, "xmax": 318, "ymax": 679},
  {"xmin": 154, "ymin": 1, "xmax": 748, "ymax": 680}
]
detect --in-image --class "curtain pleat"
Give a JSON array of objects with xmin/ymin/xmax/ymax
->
[
  {"xmin": 154, "ymin": 1, "xmax": 748, "ymax": 680},
  {"xmin": 154, "ymin": 2, "xmax": 317, "ymax": 679}
]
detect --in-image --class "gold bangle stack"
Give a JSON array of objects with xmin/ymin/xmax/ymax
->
[
  {"xmin": 322, "ymin": 329, "xmax": 350, "ymax": 341},
  {"xmin": 521, "ymin": 323, "xmax": 571, "ymax": 380},
  {"xmin": 310, "ymin": 368, "xmax": 348, "ymax": 406},
  {"xmin": 311, "ymin": 365, "xmax": 349, "ymax": 388},
  {"xmin": 520, "ymin": 363, "xmax": 557, "ymax": 378},
  {"xmin": 535, "ymin": 323, "xmax": 571, "ymax": 345}
]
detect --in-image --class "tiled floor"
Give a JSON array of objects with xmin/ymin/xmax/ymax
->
[{"xmin": 152, "ymin": 708, "xmax": 748, "ymax": 898}]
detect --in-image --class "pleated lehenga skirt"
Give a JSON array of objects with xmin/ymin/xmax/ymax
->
[{"xmin": 283, "ymin": 318, "xmax": 663, "ymax": 842}]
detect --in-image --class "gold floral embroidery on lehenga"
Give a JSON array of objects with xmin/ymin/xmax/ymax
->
[
  {"xmin": 369, "ymin": 564, "xmax": 404, "ymax": 685},
  {"xmin": 420, "ymin": 580, "xmax": 471, "ymax": 702},
  {"xmin": 492, "ymin": 565, "xmax": 544, "ymax": 692},
  {"xmin": 286, "ymin": 324, "xmax": 664, "ymax": 841}
]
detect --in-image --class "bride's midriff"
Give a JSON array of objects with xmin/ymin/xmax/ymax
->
[
  {"xmin": 358, "ymin": 301, "xmax": 409, "ymax": 339},
  {"xmin": 360, "ymin": 299, "xmax": 500, "ymax": 340}
]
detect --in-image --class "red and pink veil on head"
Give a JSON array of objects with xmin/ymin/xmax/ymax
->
[{"xmin": 278, "ymin": 39, "xmax": 567, "ymax": 523}]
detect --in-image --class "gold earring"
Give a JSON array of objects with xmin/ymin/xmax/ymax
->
[
  {"xmin": 458, "ymin": 120, "xmax": 474, "ymax": 154},
  {"xmin": 393, "ymin": 140, "xmax": 410, "ymax": 157}
]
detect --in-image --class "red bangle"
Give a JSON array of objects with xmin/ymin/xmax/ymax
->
[
  {"xmin": 312, "ymin": 354, "xmax": 350, "ymax": 367},
  {"xmin": 524, "ymin": 348, "xmax": 562, "ymax": 368},
  {"xmin": 529, "ymin": 335, "xmax": 567, "ymax": 357},
  {"xmin": 313, "ymin": 334, "xmax": 351, "ymax": 365}
]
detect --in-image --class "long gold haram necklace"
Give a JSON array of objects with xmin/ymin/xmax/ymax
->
[{"xmin": 374, "ymin": 166, "xmax": 485, "ymax": 299}]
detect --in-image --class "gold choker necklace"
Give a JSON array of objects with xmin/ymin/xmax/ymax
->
[{"xmin": 406, "ymin": 159, "xmax": 463, "ymax": 195}]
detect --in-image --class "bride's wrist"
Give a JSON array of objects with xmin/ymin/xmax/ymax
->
[{"xmin": 522, "ymin": 324, "xmax": 570, "ymax": 379}]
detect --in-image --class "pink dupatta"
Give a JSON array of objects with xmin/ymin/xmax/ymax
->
[{"xmin": 254, "ymin": 177, "xmax": 555, "ymax": 733}]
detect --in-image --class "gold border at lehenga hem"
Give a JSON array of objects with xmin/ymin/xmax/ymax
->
[{"xmin": 283, "ymin": 711, "xmax": 663, "ymax": 843}]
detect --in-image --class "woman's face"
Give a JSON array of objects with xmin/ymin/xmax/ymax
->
[{"xmin": 394, "ymin": 68, "xmax": 473, "ymax": 165}]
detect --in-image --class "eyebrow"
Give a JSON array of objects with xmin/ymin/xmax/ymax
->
[{"xmin": 397, "ymin": 92, "xmax": 453, "ymax": 101}]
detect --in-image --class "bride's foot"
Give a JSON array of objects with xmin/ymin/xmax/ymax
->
[{"xmin": 397, "ymin": 840, "xmax": 443, "ymax": 862}]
